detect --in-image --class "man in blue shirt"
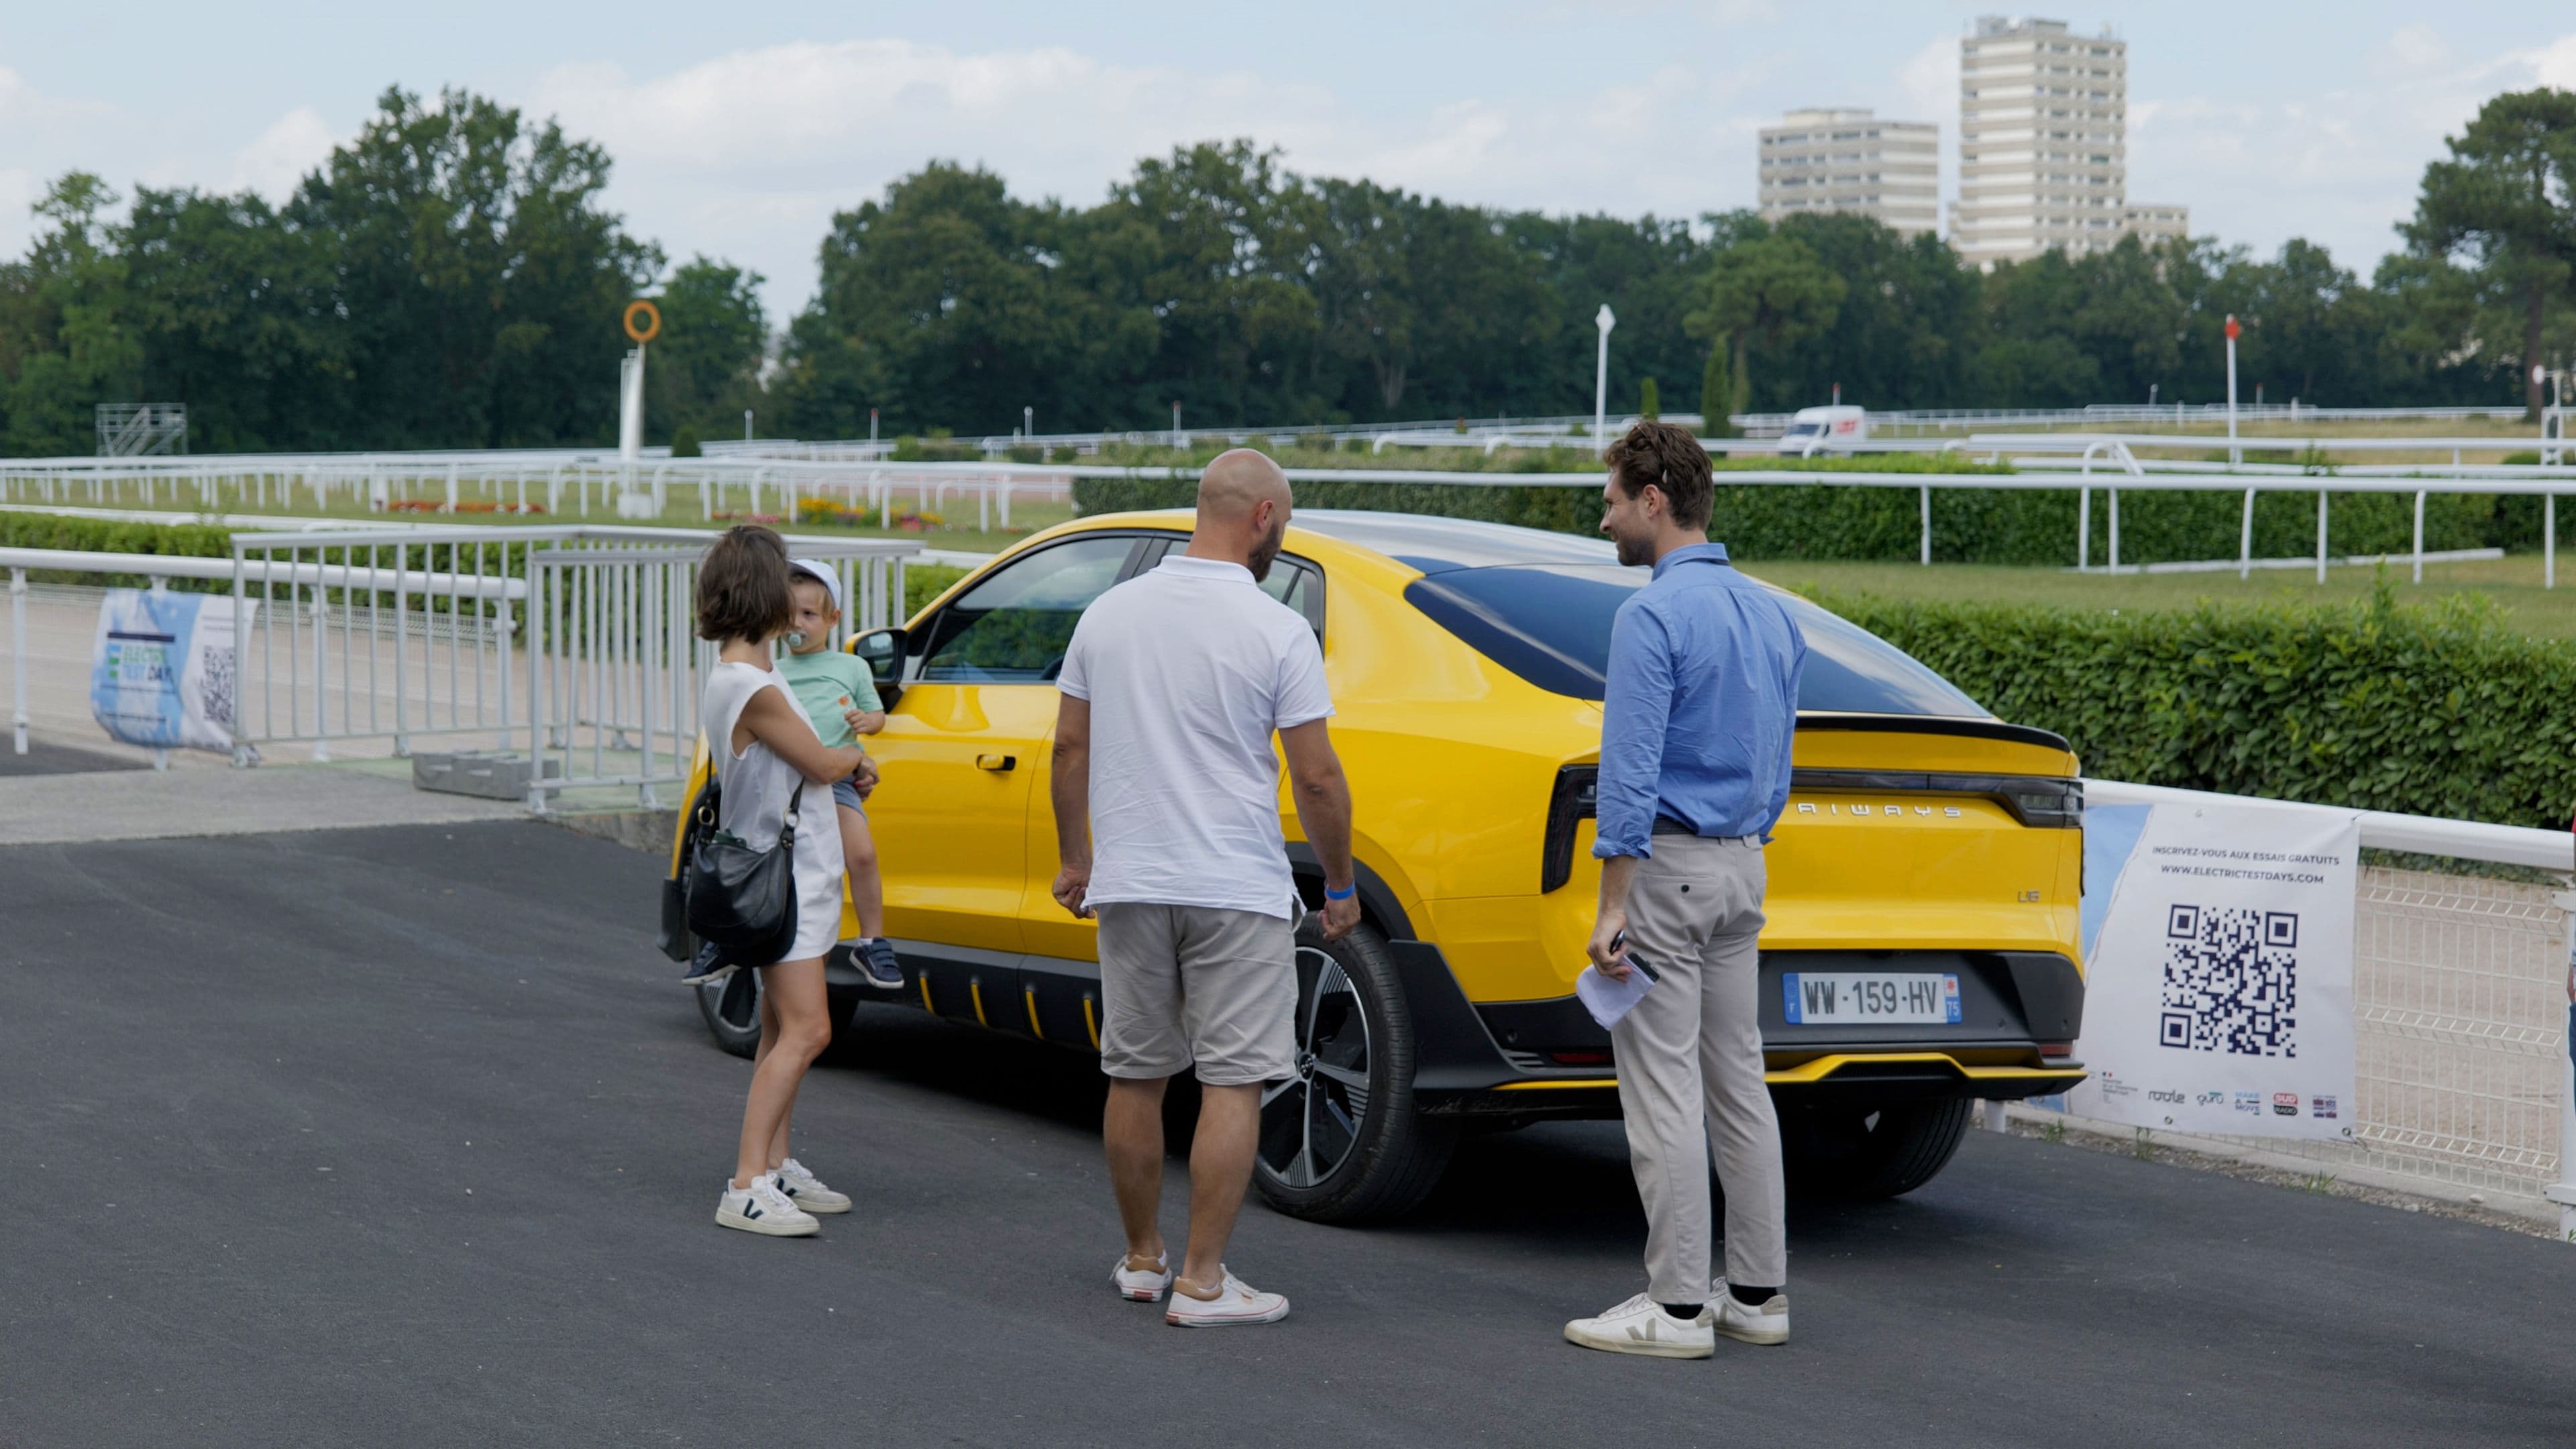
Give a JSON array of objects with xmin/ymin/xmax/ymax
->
[{"xmin": 1563, "ymin": 421, "xmax": 1807, "ymax": 1360}]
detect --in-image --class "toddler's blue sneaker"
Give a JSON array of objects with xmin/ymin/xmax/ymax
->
[{"xmin": 855, "ymin": 937, "xmax": 904, "ymax": 991}]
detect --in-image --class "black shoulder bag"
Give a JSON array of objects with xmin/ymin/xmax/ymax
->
[{"xmin": 684, "ymin": 771, "xmax": 802, "ymax": 967}]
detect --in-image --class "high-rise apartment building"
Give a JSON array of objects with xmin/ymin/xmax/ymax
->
[
  {"xmin": 1756, "ymin": 108, "xmax": 1939, "ymax": 238},
  {"xmin": 1949, "ymin": 15, "xmax": 2186, "ymax": 266}
]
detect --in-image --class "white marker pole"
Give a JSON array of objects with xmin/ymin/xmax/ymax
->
[
  {"xmin": 2224, "ymin": 314, "xmax": 2241, "ymax": 467},
  {"xmin": 1593, "ymin": 304, "xmax": 1617, "ymax": 451}
]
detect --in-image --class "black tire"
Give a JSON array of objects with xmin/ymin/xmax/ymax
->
[
  {"xmin": 1780, "ymin": 1096, "xmax": 1972, "ymax": 1201},
  {"xmin": 1252, "ymin": 920, "xmax": 1456, "ymax": 1224},
  {"xmin": 696, "ymin": 969, "xmax": 763, "ymax": 1059},
  {"xmin": 694, "ymin": 968, "xmax": 857, "ymax": 1060}
]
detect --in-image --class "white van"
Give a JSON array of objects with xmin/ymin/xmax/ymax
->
[{"xmin": 1778, "ymin": 405, "xmax": 1867, "ymax": 457}]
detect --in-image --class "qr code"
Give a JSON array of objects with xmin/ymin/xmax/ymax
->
[
  {"xmin": 201, "ymin": 645, "xmax": 237, "ymax": 730},
  {"xmin": 2158, "ymin": 905, "xmax": 2298, "ymax": 1057}
]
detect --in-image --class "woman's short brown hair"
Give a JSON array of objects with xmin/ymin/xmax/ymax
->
[
  {"xmin": 694, "ymin": 525, "xmax": 794, "ymax": 643},
  {"xmin": 1604, "ymin": 420, "xmax": 1714, "ymax": 530}
]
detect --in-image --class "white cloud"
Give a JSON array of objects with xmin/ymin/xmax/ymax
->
[
  {"xmin": 533, "ymin": 38, "xmax": 1774, "ymax": 308},
  {"xmin": 2129, "ymin": 27, "xmax": 2576, "ymax": 270},
  {"xmin": 227, "ymin": 107, "xmax": 335, "ymax": 201}
]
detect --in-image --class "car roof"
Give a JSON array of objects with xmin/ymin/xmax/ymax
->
[{"xmin": 1290, "ymin": 510, "xmax": 1618, "ymax": 574}]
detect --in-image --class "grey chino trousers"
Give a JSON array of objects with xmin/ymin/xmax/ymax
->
[{"xmin": 1609, "ymin": 833, "xmax": 1788, "ymax": 1302}]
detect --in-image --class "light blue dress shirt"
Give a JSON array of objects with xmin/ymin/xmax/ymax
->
[{"xmin": 1592, "ymin": 542, "xmax": 1807, "ymax": 858}]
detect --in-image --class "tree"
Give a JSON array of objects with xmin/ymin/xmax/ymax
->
[
  {"xmin": 286, "ymin": 86, "xmax": 659, "ymax": 448},
  {"xmin": 649, "ymin": 256, "xmax": 767, "ymax": 443},
  {"xmin": 1687, "ymin": 231, "xmax": 1846, "ymax": 416},
  {"xmin": 0, "ymin": 173, "xmax": 142, "ymax": 455},
  {"xmin": 1639, "ymin": 376, "xmax": 1660, "ymax": 418},
  {"xmin": 2406, "ymin": 89, "xmax": 2576, "ymax": 415}
]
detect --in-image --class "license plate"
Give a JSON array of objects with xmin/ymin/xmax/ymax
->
[{"xmin": 1782, "ymin": 972, "xmax": 1960, "ymax": 1024}]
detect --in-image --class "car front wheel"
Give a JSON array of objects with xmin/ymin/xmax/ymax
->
[{"xmin": 1252, "ymin": 920, "xmax": 1456, "ymax": 1224}]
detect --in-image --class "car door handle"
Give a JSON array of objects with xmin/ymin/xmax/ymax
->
[{"xmin": 975, "ymin": 754, "xmax": 1017, "ymax": 772}]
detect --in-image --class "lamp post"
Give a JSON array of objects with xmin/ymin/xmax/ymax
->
[
  {"xmin": 1593, "ymin": 304, "xmax": 1617, "ymax": 450},
  {"xmin": 2224, "ymin": 314, "xmax": 2241, "ymax": 466}
]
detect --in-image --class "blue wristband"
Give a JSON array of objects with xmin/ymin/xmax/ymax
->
[{"xmin": 1324, "ymin": 883, "xmax": 1356, "ymax": 901}]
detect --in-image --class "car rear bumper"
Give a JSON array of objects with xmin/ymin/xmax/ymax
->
[{"xmin": 1395, "ymin": 941, "xmax": 2087, "ymax": 1116}]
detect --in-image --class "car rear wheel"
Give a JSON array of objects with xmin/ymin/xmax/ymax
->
[
  {"xmin": 695, "ymin": 967, "xmax": 857, "ymax": 1060},
  {"xmin": 1252, "ymin": 920, "xmax": 1456, "ymax": 1224},
  {"xmin": 1780, "ymin": 1097, "xmax": 1972, "ymax": 1200}
]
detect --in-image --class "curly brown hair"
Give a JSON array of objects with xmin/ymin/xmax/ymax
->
[
  {"xmin": 694, "ymin": 524, "xmax": 794, "ymax": 643},
  {"xmin": 1603, "ymin": 420, "xmax": 1713, "ymax": 531}
]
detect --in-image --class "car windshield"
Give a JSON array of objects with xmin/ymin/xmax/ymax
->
[{"xmin": 1403, "ymin": 564, "xmax": 1988, "ymax": 716}]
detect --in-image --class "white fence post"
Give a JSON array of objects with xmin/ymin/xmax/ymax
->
[
  {"xmin": 2412, "ymin": 489, "xmax": 2427, "ymax": 584},
  {"xmin": 9, "ymin": 567, "xmax": 25, "ymax": 755},
  {"xmin": 2555, "ymin": 890, "xmax": 2576, "ymax": 1243}
]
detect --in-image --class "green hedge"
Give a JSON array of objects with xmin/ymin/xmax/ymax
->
[
  {"xmin": 0, "ymin": 511, "xmax": 235, "ymax": 591},
  {"xmin": 1817, "ymin": 585, "xmax": 2576, "ymax": 829},
  {"xmin": 1075, "ymin": 462, "xmax": 2569, "ymax": 566}
]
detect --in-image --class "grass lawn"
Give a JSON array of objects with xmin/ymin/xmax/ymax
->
[{"xmin": 1743, "ymin": 551, "xmax": 2576, "ymax": 640}]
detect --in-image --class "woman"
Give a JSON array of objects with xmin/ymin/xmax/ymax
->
[{"xmin": 695, "ymin": 524, "xmax": 869, "ymax": 1236}]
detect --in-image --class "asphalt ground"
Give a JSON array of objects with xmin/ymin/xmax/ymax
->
[{"xmin": 3, "ymin": 821, "xmax": 2571, "ymax": 1448}]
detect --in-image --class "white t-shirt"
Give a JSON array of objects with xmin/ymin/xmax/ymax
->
[{"xmin": 1058, "ymin": 554, "xmax": 1334, "ymax": 918}]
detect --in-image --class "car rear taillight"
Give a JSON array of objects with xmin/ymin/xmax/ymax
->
[
  {"xmin": 1550, "ymin": 1051, "xmax": 1612, "ymax": 1065},
  {"xmin": 1924, "ymin": 773, "xmax": 2082, "ymax": 828},
  {"xmin": 1541, "ymin": 765, "xmax": 1599, "ymax": 893},
  {"xmin": 2039, "ymin": 1041, "xmax": 2075, "ymax": 1059}
]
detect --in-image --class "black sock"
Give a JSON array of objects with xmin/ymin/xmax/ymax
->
[
  {"xmin": 1660, "ymin": 1301, "xmax": 1705, "ymax": 1320},
  {"xmin": 1729, "ymin": 1283, "xmax": 1778, "ymax": 1307}
]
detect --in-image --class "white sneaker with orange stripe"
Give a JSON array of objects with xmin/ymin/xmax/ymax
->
[{"xmin": 1165, "ymin": 1267, "xmax": 1289, "ymax": 1327}]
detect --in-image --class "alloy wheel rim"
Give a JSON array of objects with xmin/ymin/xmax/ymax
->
[
  {"xmin": 1258, "ymin": 945, "xmax": 1373, "ymax": 1189},
  {"xmin": 706, "ymin": 967, "xmax": 760, "ymax": 1032}
]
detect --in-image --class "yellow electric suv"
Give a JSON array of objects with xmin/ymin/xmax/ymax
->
[{"xmin": 659, "ymin": 510, "xmax": 2088, "ymax": 1222}]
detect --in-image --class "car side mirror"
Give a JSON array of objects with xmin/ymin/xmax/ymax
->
[{"xmin": 851, "ymin": 627, "xmax": 906, "ymax": 690}]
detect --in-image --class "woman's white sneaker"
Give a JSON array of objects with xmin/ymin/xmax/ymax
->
[
  {"xmin": 1113, "ymin": 1252, "xmax": 1173, "ymax": 1303},
  {"xmin": 1562, "ymin": 1293, "xmax": 1715, "ymax": 1359},
  {"xmin": 715, "ymin": 1174, "xmax": 820, "ymax": 1237},
  {"xmin": 1709, "ymin": 1279, "xmax": 1790, "ymax": 1345},
  {"xmin": 1165, "ymin": 1267, "xmax": 1289, "ymax": 1326},
  {"xmin": 773, "ymin": 1158, "xmax": 851, "ymax": 1214}
]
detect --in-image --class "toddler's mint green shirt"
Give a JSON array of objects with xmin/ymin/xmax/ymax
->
[{"xmin": 775, "ymin": 649, "xmax": 882, "ymax": 750}]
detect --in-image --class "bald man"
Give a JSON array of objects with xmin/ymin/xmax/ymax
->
[{"xmin": 1051, "ymin": 449, "xmax": 1360, "ymax": 1327}]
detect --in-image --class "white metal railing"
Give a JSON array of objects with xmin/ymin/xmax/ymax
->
[
  {"xmin": 3, "ymin": 544, "xmax": 521, "ymax": 766},
  {"xmin": 1734, "ymin": 403, "xmax": 2534, "ymax": 436},
  {"xmin": 2076, "ymin": 780, "xmax": 2575, "ymax": 1233},
  {"xmin": 224, "ymin": 525, "xmax": 915, "ymax": 790},
  {"xmin": 9, "ymin": 442, "xmax": 2573, "ymax": 591},
  {"xmin": 519, "ymin": 536, "xmax": 912, "ymax": 806}
]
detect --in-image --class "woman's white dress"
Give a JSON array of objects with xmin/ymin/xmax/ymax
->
[{"xmin": 700, "ymin": 659, "xmax": 847, "ymax": 963}]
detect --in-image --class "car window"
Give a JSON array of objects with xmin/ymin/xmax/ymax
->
[
  {"xmin": 917, "ymin": 536, "xmax": 1136, "ymax": 682},
  {"xmin": 1133, "ymin": 535, "xmax": 1326, "ymax": 643},
  {"xmin": 1401, "ymin": 564, "xmax": 1987, "ymax": 716}
]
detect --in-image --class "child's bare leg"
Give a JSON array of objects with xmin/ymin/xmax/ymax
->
[{"xmin": 837, "ymin": 804, "xmax": 883, "ymax": 938}]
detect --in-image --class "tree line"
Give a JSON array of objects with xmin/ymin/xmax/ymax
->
[{"xmin": 2, "ymin": 85, "xmax": 2571, "ymax": 456}]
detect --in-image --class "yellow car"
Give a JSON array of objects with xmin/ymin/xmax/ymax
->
[{"xmin": 660, "ymin": 509, "xmax": 2088, "ymax": 1222}]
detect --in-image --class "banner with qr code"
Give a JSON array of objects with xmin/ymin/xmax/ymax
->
[
  {"xmin": 89, "ymin": 590, "xmax": 254, "ymax": 753},
  {"xmin": 2061, "ymin": 799, "xmax": 2361, "ymax": 1140}
]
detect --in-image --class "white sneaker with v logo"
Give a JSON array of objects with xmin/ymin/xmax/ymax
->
[
  {"xmin": 714, "ymin": 1173, "xmax": 820, "ymax": 1237},
  {"xmin": 1562, "ymin": 1293, "xmax": 1715, "ymax": 1359}
]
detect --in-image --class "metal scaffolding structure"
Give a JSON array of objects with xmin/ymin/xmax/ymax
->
[{"xmin": 95, "ymin": 404, "xmax": 187, "ymax": 458}]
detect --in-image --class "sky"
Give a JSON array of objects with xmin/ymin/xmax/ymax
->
[{"xmin": 3, "ymin": 2, "xmax": 2571, "ymax": 319}]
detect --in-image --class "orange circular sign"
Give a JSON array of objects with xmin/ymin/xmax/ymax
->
[{"xmin": 623, "ymin": 299, "xmax": 662, "ymax": 345}]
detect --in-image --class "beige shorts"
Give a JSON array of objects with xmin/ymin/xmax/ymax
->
[{"xmin": 1093, "ymin": 902, "xmax": 1297, "ymax": 1086}]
